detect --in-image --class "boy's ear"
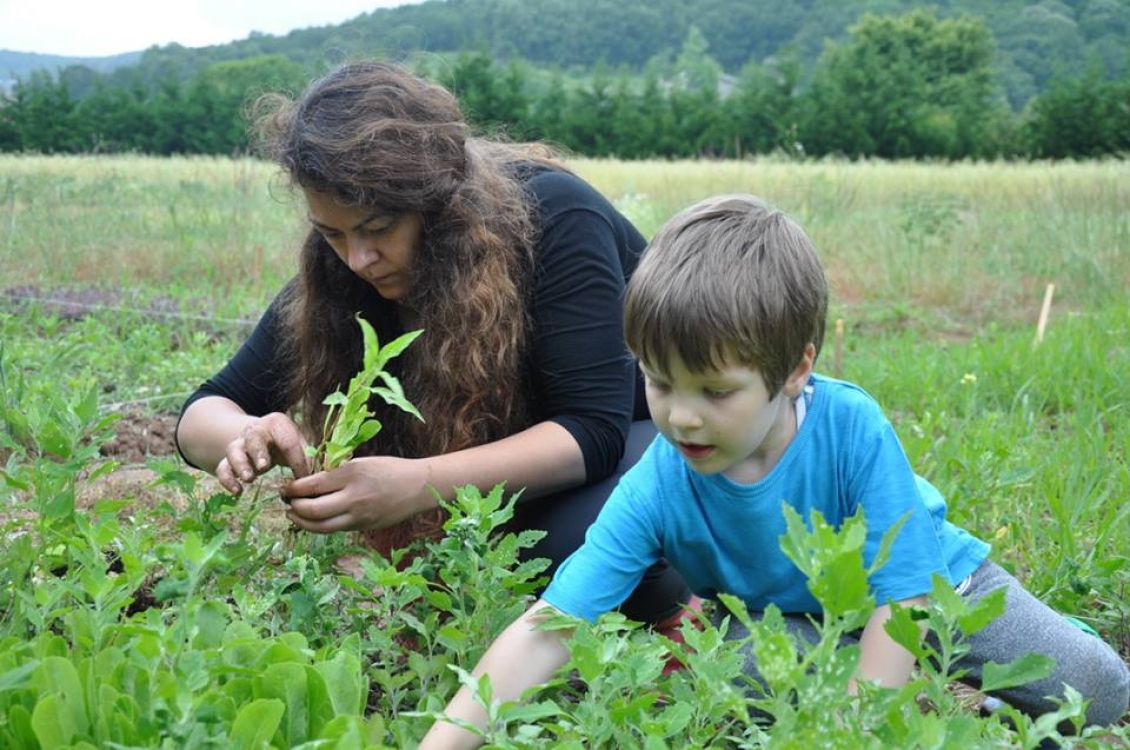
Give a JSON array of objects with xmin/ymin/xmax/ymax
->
[{"xmin": 783, "ymin": 343, "xmax": 817, "ymax": 398}]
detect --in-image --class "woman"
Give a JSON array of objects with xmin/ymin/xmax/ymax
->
[{"xmin": 175, "ymin": 61, "xmax": 692, "ymax": 626}]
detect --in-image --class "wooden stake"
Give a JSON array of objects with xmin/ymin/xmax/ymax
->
[
  {"xmin": 1034, "ymin": 283, "xmax": 1055, "ymax": 346},
  {"xmin": 833, "ymin": 318, "xmax": 845, "ymax": 378},
  {"xmin": 251, "ymin": 245, "xmax": 264, "ymax": 295}
]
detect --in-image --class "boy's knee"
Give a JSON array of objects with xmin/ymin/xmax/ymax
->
[{"xmin": 1076, "ymin": 654, "xmax": 1129, "ymax": 727}]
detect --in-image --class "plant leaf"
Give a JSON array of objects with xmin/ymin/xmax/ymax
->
[
  {"xmin": 229, "ymin": 698, "xmax": 285, "ymax": 749},
  {"xmin": 980, "ymin": 653, "xmax": 1055, "ymax": 692}
]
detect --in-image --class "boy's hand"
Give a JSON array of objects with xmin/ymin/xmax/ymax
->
[
  {"xmin": 853, "ymin": 596, "xmax": 927, "ymax": 693},
  {"xmin": 419, "ymin": 599, "xmax": 573, "ymax": 750}
]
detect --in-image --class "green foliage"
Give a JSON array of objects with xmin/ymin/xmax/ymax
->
[
  {"xmin": 4, "ymin": 3, "xmax": 1130, "ymax": 159},
  {"xmin": 0, "ymin": 372, "xmax": 1127, "ymax": 745},
  {"xmin": 800, "ymin": 9, "xmax": 1005, "ymax": 159},
  {"xmin": 423, "ymin": 504, "xmax": 1117, "ymax": 748},
  {"xmin": 1023, "ymin": 66, "xmax": 1130, "ymax": 158},
  {"xmin": 0, "ymin": 403, "xmax": 551, "ymax": 748},
  {"xmin": 308, "ymin": 317, "xmax": 423, "ymax": 472},
  {"xmin": 2, "ymin": 54, "xmax": 307, "ymax": 156},
  {"xmin": 1, "ymin": 164, "xmax": 1127, "ymax": 745}
]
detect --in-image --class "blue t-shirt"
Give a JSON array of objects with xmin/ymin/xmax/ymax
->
[{"xmin": 543, "ymin": 375, "xmax": 990, "ymax": 621}]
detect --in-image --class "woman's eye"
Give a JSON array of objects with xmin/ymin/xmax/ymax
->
[{"xmin": 362, "ymin": 220, "xmax": 394, "ymax": 236}]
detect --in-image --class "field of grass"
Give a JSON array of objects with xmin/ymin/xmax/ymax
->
[{"xmin": 0, "ymin": 154, "xmax": 1127, "ymax": 747}]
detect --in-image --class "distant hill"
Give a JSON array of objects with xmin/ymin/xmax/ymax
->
[
  {"xmin": 6, "ymin": 0, "xmax": 1129, "ymax": 109},
  {"xmin": 0, "ymin": 49, "xmax": 142, "ymax": 79}
]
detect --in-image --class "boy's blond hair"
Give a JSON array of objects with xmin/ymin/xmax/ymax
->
[{"xmin": 625, "ymin": 194, "xmax": 828, "ymax": 396}]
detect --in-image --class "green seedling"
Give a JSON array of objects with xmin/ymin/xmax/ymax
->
[{"xmin": 307, "ymin": 316, "xmax": 424, "ymax": 472}]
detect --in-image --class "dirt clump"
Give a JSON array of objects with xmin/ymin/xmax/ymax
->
[{"xmin": 100, "ymin": 409, "xmax": 180, "ymax": 464}]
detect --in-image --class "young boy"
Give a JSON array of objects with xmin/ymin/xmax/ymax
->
[{"xmin": 421, "ymin": 195, "xmax": 1130, "ymax": 749}]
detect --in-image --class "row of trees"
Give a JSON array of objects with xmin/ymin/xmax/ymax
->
[
  {"xmin": 2, "ymin": 11, "xmax": 1127, "ymax": 160},
  {"xmin": 73, "ymin": 0, "xmax": 1128, "ymax": 113}
]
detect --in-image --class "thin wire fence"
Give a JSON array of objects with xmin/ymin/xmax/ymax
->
[
  {"xmin": 0, "ymin": 290, "xmax": 260, "ymax": 328},
  {"xmin": 2, "ymin": 290, "xmax": 259, "ymax": 414}
]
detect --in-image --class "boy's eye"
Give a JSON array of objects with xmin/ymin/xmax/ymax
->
[{"xmin": 704, "ymin": 388, "xmax": 733, "ymax": 400}]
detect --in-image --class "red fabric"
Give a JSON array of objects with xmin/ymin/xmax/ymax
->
[{"xmin": 654, "ymin": 595, "xmax": 704, "ymax": 676}]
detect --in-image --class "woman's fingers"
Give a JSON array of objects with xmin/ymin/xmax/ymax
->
[
  {"xmin": 239, "ymin": 423, "xmax": 274, "ymax": 473},
  {"xmin": 286, "ymin": 506, "xmax": 353, "ymax": 534},
  {"xmin": 219, "ymin": 414, "xmax": 310, "ymax": 493},
  {"xmin": 285, "ymin": 488, "xmax": 363, "ymax": 534},
  {"xmin": 286, "ymin": 494, "xmax": 344, "ymax": 521},
  {"xmin": 222, "ymin": 436, "xmax": 259, "ymax": 484},
  {"xmin": 279, "ymin": 457, "xmax": 425, "ymax": 533},
  {"xmin": 262, "ymin": 414, "xmax": 312, "ymax": 478},
  {"xmin": 281, "ymin": 468, "xmax": 337, "ymax": 500},
  {"xmin": 215, "ymin": 457, "xmax": 246, "ymax": 495}
]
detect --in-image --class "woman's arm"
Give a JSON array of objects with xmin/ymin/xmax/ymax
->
[
  {"xmin": 281, "ymin": 421, "xmax": 585, "ymax": 533},
  {"xmin": 175, "ymin": 290, "xmax": 302, "ymax": 491},
  {"xmin": 526, "ymin": 171, "xmax": 646, "ymax": 481},
  {"xmin": 176, "ymin": 396, "xmax": 311, "ymax": 494},
  {"xmin": 852, "ymin": 595, "xmax": 928, "ymax": 693},
  {"xmin": 419, "ymin": 598, "xmax": 573, "ymax": 750}
]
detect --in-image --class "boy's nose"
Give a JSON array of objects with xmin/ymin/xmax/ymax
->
[{"xmin": 667, "ymin": 401, "xmax": 703, "ymax": 430}]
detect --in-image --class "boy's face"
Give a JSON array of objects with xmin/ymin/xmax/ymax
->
[{"xmin": 642, "ymin": 345, "xmax": 814, "ymax": 483}]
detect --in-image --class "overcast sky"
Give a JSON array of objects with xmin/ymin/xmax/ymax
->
[{"xmin": 0, "ymin": 0, "xmax": 426, "ymax": 57}]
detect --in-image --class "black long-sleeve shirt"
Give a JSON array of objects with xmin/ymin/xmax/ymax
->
[{"xmin": 178, "ymin": 167, "xmax": 648, "ymax": 482}]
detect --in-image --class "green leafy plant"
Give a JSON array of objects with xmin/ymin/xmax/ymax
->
[{"xmin": 308, "ymin": 316, "xmax": 423, "ymax": 472}]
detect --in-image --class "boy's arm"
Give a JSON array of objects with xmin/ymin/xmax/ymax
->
[
  {"xmin": 419, "ymin": 598, "xmax": 573, "ymax": 750},
  {"xmin": 852, "ymin": 595, "xmax": 927, "ymax": 693}
]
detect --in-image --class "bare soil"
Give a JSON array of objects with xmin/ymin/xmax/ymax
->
[{"xmin": 100, "ymin": 409, "xmax": 180, "ymax": 465}]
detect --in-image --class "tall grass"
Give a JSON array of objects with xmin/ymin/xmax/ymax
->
[
  {"xmin": 2, "ymin": 155, "xmax": 1128, "ymax": 322},
  {"xmin": 577, "ymin": 158, "xmax": 1130, "ymax": 320},
  {"xmin": 1, "ymin": 155, "xmax": 300, "ymax": 315}
]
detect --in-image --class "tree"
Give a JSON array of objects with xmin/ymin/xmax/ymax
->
[
  {"xmin": 188, "ymin": 55, "xmax": 308, "ymax": 154},
  {"xmin": 8, "ymin": 71, "xmax": 80, "ymax": 153},
  {"xmin": 730, "ymin": 53, "xmax": 803, "ymax": 156},
  {"xmin": 559, "ymin": 63, "xmax": 617, "ymax": 156},
  {"xmin": 668, "ymin": 26, "xmax": 730, "ymax": 156},
  {"xmin": 797, "ymin": 9, "xmax": 1006, "ymax": 159},
  {"xmin": 1024, "ymin": 65, "xmax": 1130, "ymax": 158},
  {"xmin": 74, "ymin": 83, "xmax": 151, "ymax": 152},
  {"xmin": 439, "ymin": 51, "xmax": 531, "ymax": 135},
  {"xmin": 526, "ymin": 69, "xmax": 571, "ymax": 146},
  {"xmin": 994, "ymin": 1, "xmax": 1087, "ymax": 108}
]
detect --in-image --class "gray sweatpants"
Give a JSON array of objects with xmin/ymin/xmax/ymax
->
[{"xmin": 717, "ymin": 560, "xmax": 1130, "ymax": 727}]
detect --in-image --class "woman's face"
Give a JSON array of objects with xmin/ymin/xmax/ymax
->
[{"xmin": 303, "ymin": 188, "xmax": 424, "ymax": 302}]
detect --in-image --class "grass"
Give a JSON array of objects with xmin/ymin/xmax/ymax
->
[
  {"xmin": 3, "ymin": 152, "xmax": 1127, "ymax": 610},
  {"xmin": 4, "ymin": 154, "xmax": 1128, "ymax": 320},
  {"xmin": 0, "ymin": 153, "xmax": 1126, "ymax": 745}
]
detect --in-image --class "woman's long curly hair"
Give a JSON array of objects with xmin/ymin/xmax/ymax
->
[{"xmin": 252, "ymin": 61, "xmax": 560, "ymax": 552}]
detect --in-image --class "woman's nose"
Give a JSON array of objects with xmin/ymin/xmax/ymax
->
[{"xmin": 346, "ymin": 235, "xmax": 381, "ymax": 273}]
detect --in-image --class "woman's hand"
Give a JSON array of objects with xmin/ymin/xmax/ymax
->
[
  {"xmin": 215, "ymin": 412, "xmax": 311, "ymax": 495},
  {"xmin": 281, "ymin": 455, "xmax": 435, "ymax": 533}
]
